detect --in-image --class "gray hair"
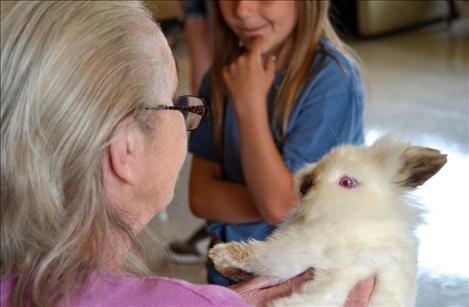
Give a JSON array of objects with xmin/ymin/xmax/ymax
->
[{"xmin": 1, "ymin": 1, "xmax": 173, "ymax": 306}]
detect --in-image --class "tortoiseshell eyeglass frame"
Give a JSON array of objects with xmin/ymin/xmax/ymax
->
[{"xmin": 145, "ymin": 95, "xmax": 209, "ymax": 131}]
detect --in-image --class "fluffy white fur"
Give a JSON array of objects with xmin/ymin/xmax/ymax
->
[{"xmin": 209, "ymin": 136, "xmax": 447, "ymax": 307}]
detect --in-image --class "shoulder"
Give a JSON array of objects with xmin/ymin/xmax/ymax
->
[
  {"xmin": 304, "ymin": 39, "xmax": 363, "ymax": 100},
  {"xmin": 1, "ymin": 273, "xmax": 247, "ymax": 307},
  {"xmin": 75, "ymin": 271, "xmax": 247, "ymax": 307}
]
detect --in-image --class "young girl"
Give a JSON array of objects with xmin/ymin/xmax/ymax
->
[{"xmin": 189, "ymin": 1, "xmax": 364, "ymax": 286}]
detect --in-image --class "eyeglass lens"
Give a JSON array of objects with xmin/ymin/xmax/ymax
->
[{"xmin": 174, "ymin": 96, "xmax": 206, "ymax": 131}]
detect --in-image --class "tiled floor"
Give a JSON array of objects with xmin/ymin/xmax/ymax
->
[{"xmin": 149, "ymin": 12, "xmax": 469, "ymax": 307}]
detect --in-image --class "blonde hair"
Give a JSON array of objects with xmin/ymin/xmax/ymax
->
[
  {"xmin": 211, "ymin": 1, "xmax": 361, "ymax": 149},
  {"xmin": 1, "ymin": 1, "xmax": 173, "ymax": 306}
]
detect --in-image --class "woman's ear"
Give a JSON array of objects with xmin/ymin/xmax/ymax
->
[{"xmin": 107, "ymin": 118, "xmax": 143, "ymax": 184}]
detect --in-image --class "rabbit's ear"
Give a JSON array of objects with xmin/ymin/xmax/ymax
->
[{"xmin": 395, "ymin": 146, "xmax": 447, "ymax": 188}]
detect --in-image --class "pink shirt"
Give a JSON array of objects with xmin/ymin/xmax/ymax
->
[{"xmin": 1, "ymin": 271, "xmax": 248, "ymax": 306}]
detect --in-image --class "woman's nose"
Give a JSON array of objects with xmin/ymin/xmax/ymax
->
[{"xmin": 234, "ymin": 0, "xmax": 257, "ymax": 19}]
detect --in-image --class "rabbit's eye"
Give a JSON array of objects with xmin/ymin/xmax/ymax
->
[{"xmin": 338, "ymin": 176, "xmax": 358, "ymax": 188}]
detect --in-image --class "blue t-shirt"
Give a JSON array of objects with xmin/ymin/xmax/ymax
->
[{"xmin": 189, "ymin": 39, "xmax": 364, "ymax": 251}]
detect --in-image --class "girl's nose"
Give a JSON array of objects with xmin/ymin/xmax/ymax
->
[{"xmin": 235, "ymin": 0, "xmax": 257, "ymax": 19}]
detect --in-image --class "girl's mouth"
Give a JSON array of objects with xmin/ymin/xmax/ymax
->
[{"xmin": 241, "ymin": 24, "xmax": 268, "ymax": 36}]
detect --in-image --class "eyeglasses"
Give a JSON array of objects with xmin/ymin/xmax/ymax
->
[{"xmin": 145, "ymin": 95, "xmax": 209, "ymax": 131}]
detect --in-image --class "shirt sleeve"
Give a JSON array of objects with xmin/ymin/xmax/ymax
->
[
  {"xmin": 281, "ymin": 55, "xmax": 365, "ymax": 172},
  {"xmin": 188, "ymin": 72, "xmax": 220, "ymax": 162}
]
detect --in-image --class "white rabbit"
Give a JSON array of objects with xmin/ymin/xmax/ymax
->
[{"xmin": 209, "ymin": 136, "xmax": 447, "ymax": 307}]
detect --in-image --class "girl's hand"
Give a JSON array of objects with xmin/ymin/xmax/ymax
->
[{"xmin": 222, "ymin": 36, "xmax": 276, "ymax": 119}]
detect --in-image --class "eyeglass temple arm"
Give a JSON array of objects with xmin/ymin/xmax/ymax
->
[{"xmin": 151, "ymin": 105, "xmax": 208, "ymax": 116}]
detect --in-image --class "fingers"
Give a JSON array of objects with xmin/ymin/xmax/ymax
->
[
  {"xmin": 229, "ymin": 275, "xmax": 278, "ymax": 293},
  {"xmin": 255, "ymin": 269, "xmax": 315, "ymax": 305},
  {"xmin": 344, "ymin": 275, "xmax": 376, "ymax": 307},
  {"xmin": 298, "ymin": 268, "xmax": 315, "ymax": 283},
  {"xmin": 249, "ymin": 36, "xmax": 264, "ymax": 59},
  {"xmin": 231, "ymin": 270, "xmax": 315, "ymax": 307},
  {"xmin": 285, "ymin": 268, "xmax": 315, "ymax": 291},
  {"xmin": 230, "ymin": 269, "xmax": 314, "ymax": 294},
  {"xmin": 245, "ymin": 276, "xmax": 278, "ymax": 289}
]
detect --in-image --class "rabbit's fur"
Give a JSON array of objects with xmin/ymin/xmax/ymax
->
[{"xmin": 209, "ymin": 137, "xmax": 447, "ymax": 307}]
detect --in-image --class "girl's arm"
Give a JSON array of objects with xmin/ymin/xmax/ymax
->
[
  {"xmin": 222, "ymin": 37, "xmax": 297, "ymax": 225},
  {"xmin": 184, "ymin": 17, "xmax": 211, "ymax": 95},
  {"xmin": 189, "ymin": 156, "xmax": 263, "ymax": 224},
  {"xmin": 236, "ymin": 110, "xmax": 297, "ymax": 225}
]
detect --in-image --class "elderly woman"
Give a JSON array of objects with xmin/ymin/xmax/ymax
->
[
  {"xmin": 0, "ymin": 2, "xmax": 302, "ymax": 306},
  {"xmin": 1, "ymin": 2, "xmax": 372, "ymax": 306}
]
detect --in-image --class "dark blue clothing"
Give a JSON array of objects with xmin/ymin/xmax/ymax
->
[
  {"xmin": 189, "ymin": 40, "xmax": 365, "ymax": 285},
  {"xmin": 182, "ymin": 0, "xmax": 212, "ymax": 39},
  {"xmin": 182, "ymin": 0, "xmax": 208, "ymax": 18}
]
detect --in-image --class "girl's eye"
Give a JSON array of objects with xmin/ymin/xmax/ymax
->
[{"xmin": 338, "ymin": 176, "xmax": 358, "ymax": 188}]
